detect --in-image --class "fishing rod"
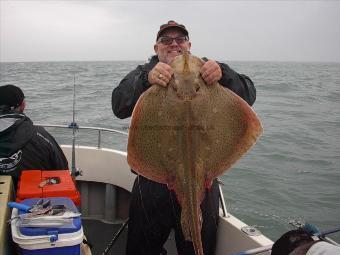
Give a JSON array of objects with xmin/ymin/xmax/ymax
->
[
  {"xmin": 320, "ymin": 226, "xmax": 340, "ymax": 237},
  {"xmin": 303, "ymin": 223, "xmax": 340, "ymax": 245},
  {"xmin": 69, "ymin": 74, "xmax": 80, "ymax": 177},
  {"xmin": 102, "ymin": 219, "xmax": 129, "ymax": 255}
]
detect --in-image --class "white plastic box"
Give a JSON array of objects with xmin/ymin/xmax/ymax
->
[{"xmin": 11, "ymin": 197, "xmax": 83, "ymax": 255}]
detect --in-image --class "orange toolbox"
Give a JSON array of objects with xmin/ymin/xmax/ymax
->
[{"xmin": 16, "ymin": 170, "xmax": 81, "ymax": 206}]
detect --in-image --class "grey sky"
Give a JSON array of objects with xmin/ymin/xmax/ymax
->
[{"xmin": 1, "ymin": 1, "xmax": 340, "ymax": 62}]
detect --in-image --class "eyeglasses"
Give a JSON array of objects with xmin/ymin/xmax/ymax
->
[{"xmin": 157, "ymin": 36, "xmax": 188, "ymax": 45}]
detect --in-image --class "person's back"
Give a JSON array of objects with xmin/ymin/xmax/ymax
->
[{"xmin": 0, "ymin": 84, "xmax": 68, "ymax": 187}]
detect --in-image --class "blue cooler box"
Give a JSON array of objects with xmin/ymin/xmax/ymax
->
[{"xmin": 11, "ymin": 197, "xmax": 83, "ymax": 255}]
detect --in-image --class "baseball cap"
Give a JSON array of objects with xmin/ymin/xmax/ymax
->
[
  {"xmin": 0, "ymin": 84, "xmax": 25, "ymax": 110},
  {"xmin": 156, "ymin": 20, "xmax": 189, "ymax": 41}
]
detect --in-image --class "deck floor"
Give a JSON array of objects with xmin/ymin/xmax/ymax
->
[{"xmin": 83, "ymin": 219, "xmax": 128, "ymax": 255}]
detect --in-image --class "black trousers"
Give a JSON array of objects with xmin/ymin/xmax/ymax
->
[{"xmin": 126, "ymin": 175, "xmax": 220, "ymax": 255}]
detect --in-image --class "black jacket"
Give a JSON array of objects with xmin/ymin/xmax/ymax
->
[
  {"xmin": 112, "ymin": 55, "xmax": 256, "ymax": 119},
  {"xmin": 0, "ymin": 113, "xmax": 69, "ymax": 186}
]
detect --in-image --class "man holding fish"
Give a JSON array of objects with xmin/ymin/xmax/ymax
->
[{"xmin": 112, "ymin": 20, "xmax": 258, "ymax": 255}]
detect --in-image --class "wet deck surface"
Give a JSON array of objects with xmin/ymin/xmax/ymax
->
[{"xmin": 83, "ymin": 219, "xmax": 128, "ymax": 255}]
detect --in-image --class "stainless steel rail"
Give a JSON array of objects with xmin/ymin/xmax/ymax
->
[
  {"xmin": 36, "ymin": 123, "xmax": 128, "ymax": 148},
  {"xmin": 218, "ymin": 180, "xmax": 228, "ymax": 217}
]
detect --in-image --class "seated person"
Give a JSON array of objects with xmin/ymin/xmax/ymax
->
[
  {"xmin": 272, "ymin": 227, "xmax": 340, "ymax": 255},
  {"xmin": 0, "ymin": 84, "xmax": 68, "ymax": 188}
]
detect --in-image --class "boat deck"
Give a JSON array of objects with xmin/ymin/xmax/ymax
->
[
  {"xmin": 83, "ymin": 219, "xmax": 127, "ymax": 255},
  {"xmin": 82, "ymin": 218, "xmax": 178, "ymax": 255}
]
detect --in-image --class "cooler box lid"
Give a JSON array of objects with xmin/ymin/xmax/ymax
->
[
  {"xmin": 18, "ymin": 197, "xmax": 81, "ymax": 236},
  {"xmin": 16, "ymin": 170, "xmax": 81, "ymax": 206},
  {"xmin": 16, "ymin": 170, "xmax": 42, "ymax": 198},
  {"xmin": 42, "ymin": 171, "xmax": 78, "ymax": 198}
]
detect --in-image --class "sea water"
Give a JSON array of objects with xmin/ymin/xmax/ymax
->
[{"xmin": 1, "ymin": 60, "xmax": 339, "ymax": 243}]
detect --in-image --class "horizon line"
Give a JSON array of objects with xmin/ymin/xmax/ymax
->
[{"xmin": 1, "ymin": 59, "xmax": 340, "ymax": 64}]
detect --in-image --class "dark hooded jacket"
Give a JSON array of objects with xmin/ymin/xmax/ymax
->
[
  {"xmin": 0, "ymin": 113, "xmax": 68, "ymax": 187},
  {"xmin": 112, "ymin": 55, "xmax": 256, "ymax": 119}
]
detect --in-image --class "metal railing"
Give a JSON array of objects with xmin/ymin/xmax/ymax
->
[{"xmin": 36, "ymin": 123, "xmax": 128, "ymax": 148}]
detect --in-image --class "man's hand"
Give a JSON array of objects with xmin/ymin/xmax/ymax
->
[
  {"xmin": 200, "ymin": 60, "xmax": 222, "ymax": 85},
  {"xmin": 148, "ymin": 62, "xmax": 173, "ymax": 87}
]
